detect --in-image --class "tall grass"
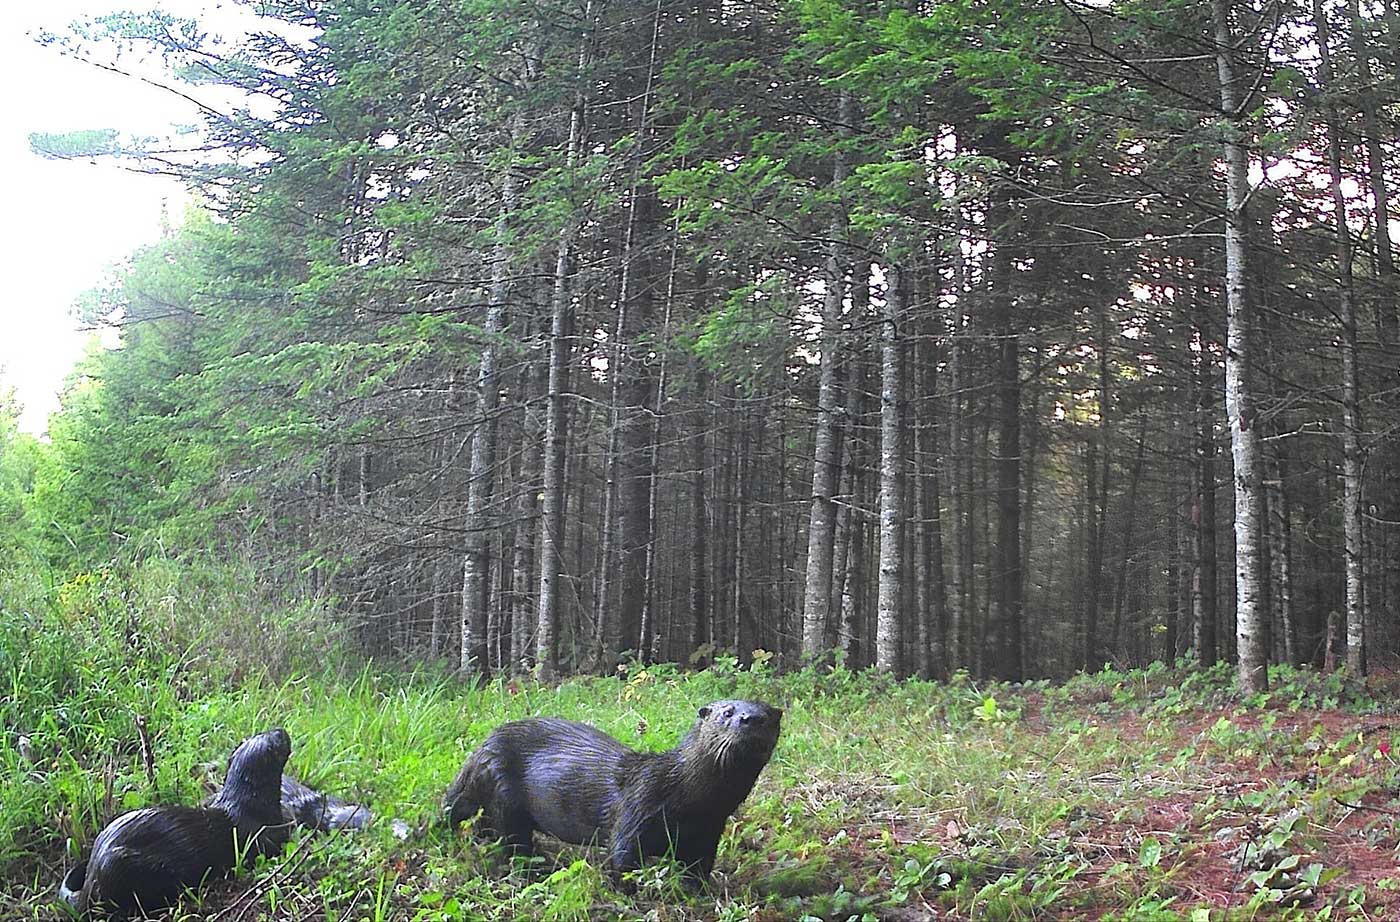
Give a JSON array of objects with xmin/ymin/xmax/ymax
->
[{"xmin": 5, "ymin": 557, "xmax": 1398, "ymax": 920}]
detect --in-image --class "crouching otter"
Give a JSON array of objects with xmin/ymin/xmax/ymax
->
[
  {"xmin": 442, "ymin": 699, "xmax": 782, "ymax": 885},
  {"xmin": 61, "ymin": 728, "xmax": 291, "ymax": 919}
]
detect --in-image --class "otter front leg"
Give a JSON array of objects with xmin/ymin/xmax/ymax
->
[
  {"xmin": 676, "ymin": 820, "xmax": 724, "ymax": 888},
  {"xmin": 605, "ymin": 810, "xmax": 647, "ymax": 883}
]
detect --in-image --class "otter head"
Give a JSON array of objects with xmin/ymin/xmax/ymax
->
[
  {"xmin": 58, "ymin": 861, "xmax": 87, "ymax": 910},
  {"xmin": 692, "ymin": 700, "xmax": 782, "ymax": 770},
  {"xmin": 220, "ymin": 728, "xmax": 292, "ymax": 815}
]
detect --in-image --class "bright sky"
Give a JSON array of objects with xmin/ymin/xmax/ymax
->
[{"xmin": 0, "ymin": 2, "xmax": 229, "ymax": 435}]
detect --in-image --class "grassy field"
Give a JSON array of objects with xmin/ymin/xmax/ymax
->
[
  {"xmin": 4, "ymin": 574, "xmax": 1400, "ymax": 920},
  {"xmin": 5, "ymin": 653, "xmax": 1400, "ymax": 920}
]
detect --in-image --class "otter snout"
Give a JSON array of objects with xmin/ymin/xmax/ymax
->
[
  {"xmin": 263, "ymin": 728, "xmax": 293, "ymax": 757},
  {"xmin": 698, "ymin": 700, "xmax": 783, "ymax": 737},
  {"xmin": 59, "ymin": 861, "xmax": 86, "ymax": 908}
]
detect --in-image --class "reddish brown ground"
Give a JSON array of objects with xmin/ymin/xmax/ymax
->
[
  {"xmin": 829, "ymin": 681, "xmax": 1400, "ymax": 921},
  {"xmin": 1035, "ymin": 705, "xmax": 1396, "ymax": 919}
]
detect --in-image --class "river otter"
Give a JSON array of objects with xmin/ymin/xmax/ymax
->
[
  {"xmin": 442, "ymin": 699, "xmax": 782, "ymax": 885},
  {"xmin": 62, "ymin": 728, "xmax": 291, "ymax": 919},
  {"xmin": 280, "ymin": 774, "xmax": 372, "ymax": 831}
]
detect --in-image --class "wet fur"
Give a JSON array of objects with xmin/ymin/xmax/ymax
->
[
  {"xmin": 280, "ymin": 774, "xmax": 372, "ymax": 831},
  {"xmin": 64, "ymin": 728, "xmax": 291, "ymax": 919},
  {"xmin": 442, "ymin": 700, "xmax": 781, "ymax": 884}
]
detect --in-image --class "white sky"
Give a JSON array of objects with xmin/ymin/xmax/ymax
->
[{"xmin": 0, "ymin": 2, "xmax": 227, "ymax": 435}]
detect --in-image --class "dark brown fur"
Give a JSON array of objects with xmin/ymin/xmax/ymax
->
[
  {"xmin": 62, "ymin": 728, "xmax": 291, "ymax": 919},
  {"xmin": 442, "ymin": 700, "xmax": 781, "ymax": 885}
]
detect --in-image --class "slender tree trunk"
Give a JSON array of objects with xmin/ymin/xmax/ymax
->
[
  {"xmin": 1020, "ymin": 332, "xmax": 1043, "ymax": 671},
  {"xmin": 1193, "ymin": 325, "xmax": 1220, "ymax": 665},
  {"xmin": 1110, "ymin": 414, "xmax": 1148, "ymax": 654},
  {"xmin": 833, "ymin": 348, "xmax": 864, "ymax": 661},
  {"xmin": 689, "ymin": 363, "xmax": 710, "ymax": 666},
  {"xmin": 733, "ymin": 405, "xmax": 750, "ymax": 658},
  {"xmin": 1314, "ymin": 0, "xmax": 1367, "ymax": 675},
  {"xmin": 1166, "ymin": 484, "xmax": 1183, "ymax": 663},
  {"xmin": 1084, "ymin": 307, "xmax": 1112, "ymax": 671},
  {"xmin": 946, "ymin": 358, "xmax": 967, "ymax": 673},
  {"xmin": 875, "ymin": 263, "xmax": 906, "ymax": 674},
  {"xmin": 1348, "ymin": 0, "xmax": 1400, "ymax": 656},
  {"xmin": 1211, "ymin": 0, "xmax": 1268, "ymax": 692},
  {"xmin": 429, "ymin": 558, "xmax": 447, "ymax": 659},
  {"xmin": 914, "ymin": 292, "xmax": 948, "ymax": 679},
  {"xmin": 1084, "ymin": 427, "xmax": 1103, "ymax": 670},
  {"xmin": 639, "ymin": 230, "xmax": 681, "ymax": 662},
  {"xmin": 1346, "ymin": 0, "xmax": 1397, "ymax": 343},
  {"xmin": 801, "ymin": 91, "xmax": 854, "ymax": 664},
  {"xmin": 461, "ymin": 117, "xmax": 522, "ymax": 675},
  {"xmin": 512, "ymin": 354, "xmax": 545, "ymax": 674},
  {"xmin": 990, "ymin": 223, "xmax": 1023, "ymax": 681},
  {"xmin": 534, "ymin": 0, "xmax": 592, "ymax": 681},
  {"xmin": 1266, "ymin": 443, "xmax": 1297, "ymax": 664}
]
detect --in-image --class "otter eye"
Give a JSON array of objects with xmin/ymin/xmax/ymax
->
[{"xmin": 697, "ymin": 706, "xmax": 711, "ymax": 718}]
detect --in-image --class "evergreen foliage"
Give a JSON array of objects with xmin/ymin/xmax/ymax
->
[{"xmin": 13, "ymin": 0, "xmax": 1400, "ymax": 692}]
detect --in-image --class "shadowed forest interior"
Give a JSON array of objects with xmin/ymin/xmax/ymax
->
[{"xmin": 14, "ymin": 0, "xmax": 1395, "ymax": 685}]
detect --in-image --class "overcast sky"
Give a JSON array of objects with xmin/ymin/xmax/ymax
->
[{"xmin": 0, "ymin": 3, "xmax": 231, "ymax": 435}]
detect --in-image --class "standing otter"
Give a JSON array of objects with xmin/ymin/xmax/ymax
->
[
  {"xmin": 442, "ymin": 699, "xmax": 782, "ymax": 885},
  {"xmin": 62, "ymin": 728, "xmax": 292, "ymax": 919}
]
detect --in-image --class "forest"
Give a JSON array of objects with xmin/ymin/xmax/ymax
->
[{"xmin": 3, "ymin": 0, "xmax": 1400, "ymax": 918}]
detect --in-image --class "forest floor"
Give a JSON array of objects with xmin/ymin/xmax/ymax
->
[{"xmin": 3, "ymin": 655, "xmax": 1400, "ymax": 921}]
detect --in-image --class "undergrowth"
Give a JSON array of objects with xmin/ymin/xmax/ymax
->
[{"xmin": 3, "ymin": 566, "xmax": 1399, "ymax": 920}]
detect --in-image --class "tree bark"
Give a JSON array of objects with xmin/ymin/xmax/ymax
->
[
  {"xmin": 875, "ymin": 263, "xmax": 906, "ymax": 674},
  {"xmin": 461, "ymin": 116, "xmax": 522, "ymax": 675},
  {"xmin": 833, "ymin": 339, "xmax": 865, "ymax": 663},
  {"xmin": 1211, "ymin": 0, "xmax": 1268, "ymax": 692},
  {"xmin": 801, "ymin": 90, "xmax": 854, "ymax": 664},
  {"xmin": 1314, "ymin": 0, "xmax": 1367, "ymax": 675},
  {"xmin": 990, "ymin": 222, "xmax": 1023, "ymax": 681}
]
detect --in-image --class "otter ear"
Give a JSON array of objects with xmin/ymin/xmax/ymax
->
[
  {"xmin": 697, "ymin": 705, "xmax": 711, "ymax": 719},
  {"xmin": 772, "ymin": 707, "xmax": 784, "ymax": 720}
]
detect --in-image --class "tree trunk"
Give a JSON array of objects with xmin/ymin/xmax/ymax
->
[
  {"xmin": 946, "ymin": 336, "xmax": 967, "ymax": 673},
  {"xmin": 801, "ymin": 90, "xmax": 854, "ymax": 664},
  {"xmin": 990, "ymin": 224, "xmax": 1023, "ymax": 681},
  {"xmin": 1266, "ymin": 443, "xmax": 1296, "ymax": 664},
  {"xmin": 512, "ymin": 354, "xmax": 545, "ymax": 674},
  {"xmin": 461, "ymin": 116, "xmax": 522, "ymax": 675},
  {"xmin": 534, "ymin": 0, "xmax": 592, "ymax": 681},
  {"xmin": 914, "ymin": 290, "xmax": 948, "ymax": 679},
  {"xmin": 1193, "ymin": 324, "xmax": 1220, "ymax": 666},
  {"xmin": 1347, "ymin": 0, "xmax": 1400, "ymax": 658},
  {"xmin": 833, "ymin": 345, "xmax": 865, "ymax": 662},
  {"xmin": 875, "ymin": 263, "xmax": 906, "ymax": 674},
  {"xmin": 1084, "ymin": 307, "xmax": 1112, "ymax": 671},
  {"xmin": 1210, "ymin": 0, "xmax": 1268, "ymax": 692},
  {"xmin": 1110, "ymin": 414, "xmax": 1148, "ymax": 656},
  {"xmin": 1314, "ymin": 0, "xmax": 1367, "ymax": 675},
  {"xmin": 639, "ymin": 230, "xmax": 681, "ymax": 662},
  {"xmin": 689, "ymin": 362, "xmax": 711, "ymax": 667}
]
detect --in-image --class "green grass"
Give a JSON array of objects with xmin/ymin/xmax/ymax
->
[{"xmin": 4, "ymin": 565, "xmax": 1400, "ymax": 920}]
